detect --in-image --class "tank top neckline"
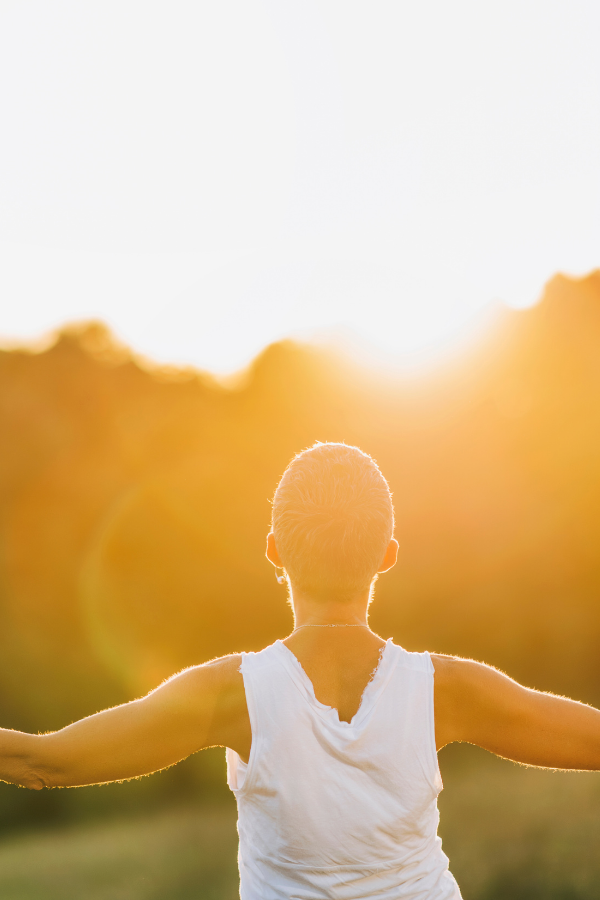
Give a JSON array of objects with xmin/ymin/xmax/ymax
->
[{"xmin": 273, "ymin": 638, "xmax": 398, "ymax": 730}]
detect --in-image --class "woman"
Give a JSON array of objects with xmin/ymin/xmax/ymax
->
[{"xmin": 1, "ymin": 442, "xmax": 599, "ymax": 899}]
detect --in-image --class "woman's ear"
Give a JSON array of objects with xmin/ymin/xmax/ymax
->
[
  {"xmin": 266, "ymin": 531, "xmax": 284, "ymax": 568},
  {"xmin": 378, "ymin": 538, "xmax": 399, "ymax": 573}
]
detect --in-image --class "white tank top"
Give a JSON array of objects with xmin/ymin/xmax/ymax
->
[{"xmin": 226, "ymin": 639, "xmax": 462, "ymax": 900}]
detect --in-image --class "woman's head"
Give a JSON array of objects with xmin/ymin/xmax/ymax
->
[{"xmin": 271, "ymin": 442, "xmax": 395, "ymax": 601}]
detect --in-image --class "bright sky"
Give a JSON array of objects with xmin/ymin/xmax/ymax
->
[{"xmin": 1, "ymin": 1, "xmax": 599, "ymax": 373}]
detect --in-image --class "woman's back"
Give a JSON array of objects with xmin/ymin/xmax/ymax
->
[{"xmin": 226, "ymin": 631, "xmax": 462, "ymax": 900}]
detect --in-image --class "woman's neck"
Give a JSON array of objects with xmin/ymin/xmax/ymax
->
[{"xmin": 289, "ymin": 583, "xmax": 371, "ymax": 630}]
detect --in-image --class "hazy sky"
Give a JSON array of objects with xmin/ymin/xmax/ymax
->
[{"xmin": 1, "ymin": 1, "xmax": 599, "ymax": 372}]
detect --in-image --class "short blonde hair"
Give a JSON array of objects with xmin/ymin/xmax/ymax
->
[{"xmin": 271, "ymin": 442, "xmax": 394, "ymax": 599}]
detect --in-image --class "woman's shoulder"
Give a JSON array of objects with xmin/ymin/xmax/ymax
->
[{"xmin": 430, "ymin": 652, "xmax": 504, "ymax": 687}]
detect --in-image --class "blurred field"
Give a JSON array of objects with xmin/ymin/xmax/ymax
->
[
  {"xmin": 0, "ymin": 800, "xmax": 240, "ymax": 900},
  {"xmin": 0, "ymin": 747, "xmax": 599, "ymax": 899},
  {"xmin": 438, "ymin": 746, "xmax": 600, "ymax": 900}
]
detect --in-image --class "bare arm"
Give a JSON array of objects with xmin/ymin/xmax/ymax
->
[
  {"xmin": 432, "ymin": 654, "xmax": 600, "ymax": 770},
  {"xmin": 0, "ymin": 654, "xmax": 250, "ymax": 790}
]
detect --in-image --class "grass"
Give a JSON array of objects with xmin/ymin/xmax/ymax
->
[
  {"xmin": 0, "ymin": 800, "xmax": 240, "ymax": 900},
  {"xmin": 0, "ymin": 748, "xmax": 599, "ymax": 898}
]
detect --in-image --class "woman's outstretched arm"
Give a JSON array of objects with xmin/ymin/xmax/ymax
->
[
  {"xmin": 432, "ymin": 654, "xmax": 600, "ymax": 769},
  {"xmin": 0, "ymin": 654, "xmax": 250, "ymax": 790}
]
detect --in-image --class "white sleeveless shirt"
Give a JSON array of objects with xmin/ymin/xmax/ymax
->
[{"xmin": 226, "ymin": 639, "xmax": 462, "ymax": 900}]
